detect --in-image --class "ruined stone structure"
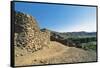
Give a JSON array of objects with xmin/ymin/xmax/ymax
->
[{"xmin": 14, "ymin": 12, "xmax": 50, "ymax": 52}]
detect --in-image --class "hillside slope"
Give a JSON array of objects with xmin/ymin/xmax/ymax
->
[
  {"xmin": 15, "ymin": 41, "xmax": 96, "ymax": 66},
  {"xmin": 14, "ymin": 12, "xmax": 97, "ymax": 66}
]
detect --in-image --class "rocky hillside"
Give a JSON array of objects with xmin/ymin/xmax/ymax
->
[
  {"xmin": 14, "ymin": 11, "xmax": 50, "ymax": 53},
  {"xmin": 50, "ymin": 30, "xmax": 96, "ymax": 51},
  {"xmin": 14, "ymin": 12, "xmax": 97, "ymax": 66}
]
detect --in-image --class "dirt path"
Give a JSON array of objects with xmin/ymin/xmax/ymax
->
[{"xmin": 15, "ymin": 41, "xmax": 96, "ymax": 66}]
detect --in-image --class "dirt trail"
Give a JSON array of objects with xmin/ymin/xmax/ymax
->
[{"xmin": 15, "ymin": 41, "xmax": 96, "ymax": 66}]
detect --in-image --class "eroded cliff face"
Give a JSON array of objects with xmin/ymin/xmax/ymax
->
[{"xmin": 14, "ymin": 12, "xmax": 50, "ymax": 53}]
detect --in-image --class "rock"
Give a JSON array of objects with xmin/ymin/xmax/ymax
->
[
  {"xmin": 14, "ymin": 11, "xmax": 50, "ymax": 53},
  {"xmin": 16, "ymin": 54, "xmax": 19, "ymax": 57},
  {"xmin": 20, "ymin": 54, "xmax": 23, "ymax": 56}
]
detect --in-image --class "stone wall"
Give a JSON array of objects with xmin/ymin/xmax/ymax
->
[{"xmin": 14, "ymin": 12, "xmax": 50, "ymax": 52}]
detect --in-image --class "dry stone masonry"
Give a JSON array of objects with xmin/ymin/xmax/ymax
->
[{"xmin": 14, "ymin": 12, "xmax": 50, "ymax": 52}]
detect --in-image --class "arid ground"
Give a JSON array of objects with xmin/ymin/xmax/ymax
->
[{"xmin": 15, "ymin": 41, "xmax": 96, "ymax": 66}]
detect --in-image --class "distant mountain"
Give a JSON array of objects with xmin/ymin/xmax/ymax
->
[
  {"xmin": 41, "ymin": 28, "xmax": 96, "ymax": 39},
  {"xmin": 50, "ymin": 31, "xmax": 96, "ymax": 39},
  {"xmin": 64, "ymin": 31, "xmax": 96, "ymax": 36}
]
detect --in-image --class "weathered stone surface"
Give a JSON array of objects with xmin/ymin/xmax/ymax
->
[{"xmin": 14, "ymin": 12, "xmax": 50, "ymax": 52}]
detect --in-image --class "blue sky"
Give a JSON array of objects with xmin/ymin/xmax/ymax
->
[{"xmin": 14, "ymin": 2, "xmax": 96, "ymax": 32}]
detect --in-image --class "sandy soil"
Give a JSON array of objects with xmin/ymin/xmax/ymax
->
[{"xmin": 15, "ymin": 41, "xmax": 97, "ymax": 66}]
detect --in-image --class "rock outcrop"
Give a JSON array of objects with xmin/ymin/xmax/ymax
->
[{"xmin": 14, "ymin": 12, "xmax": 50, "ymax": 52}]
